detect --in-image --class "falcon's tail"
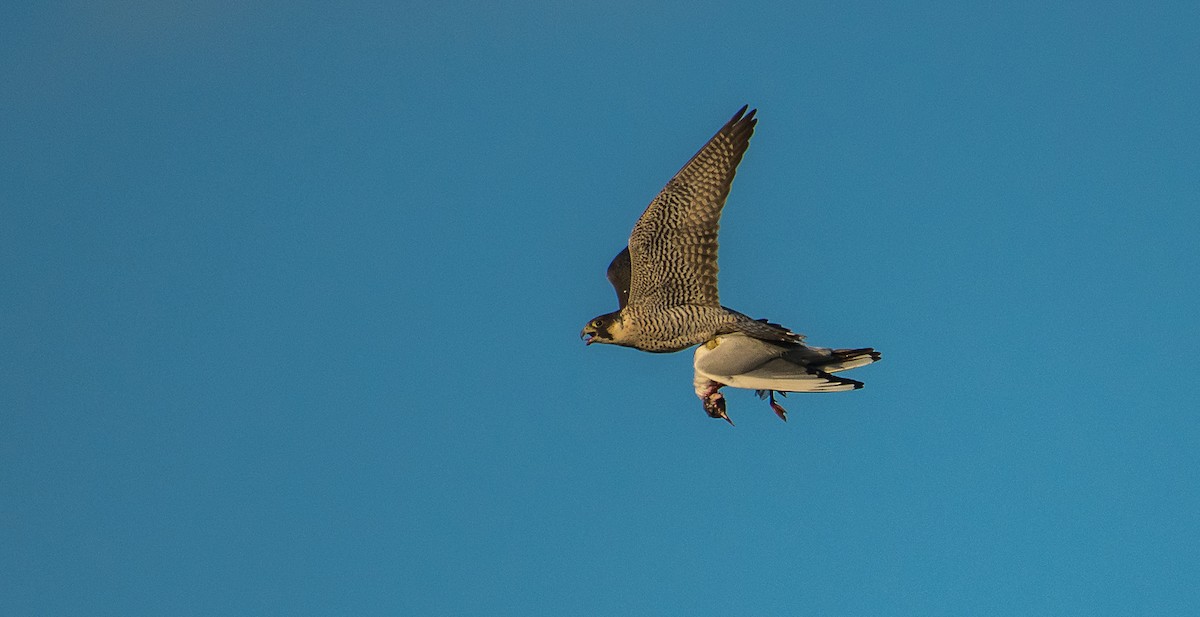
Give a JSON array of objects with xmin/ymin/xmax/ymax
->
[{"xmin": 725, "ymin": 313, "xmax": 806, "ymax": 344}]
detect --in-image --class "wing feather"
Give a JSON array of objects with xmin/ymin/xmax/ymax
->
[
  {"xmin": 605, "ymin": 246, "xmax": 632, "ymax": 309},
  {"xmin": 626, "ymin": 106, "xmax": 757, "ymax": 309}
]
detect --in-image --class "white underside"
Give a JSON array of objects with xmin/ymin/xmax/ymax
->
[
  {"xmin": 693, "ymin": 333, "xmax": 875, "ymax": 395},
  {"xmin": 714, "ymin": 363, "xmax": 860, "ymax": 392}
]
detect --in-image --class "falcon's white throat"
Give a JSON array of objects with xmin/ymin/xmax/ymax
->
[{"xmin": 605, "ymin": 315, "xmax": 630, "ymax": 341}]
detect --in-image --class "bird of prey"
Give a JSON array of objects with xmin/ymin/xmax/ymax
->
[
  {"xmin": 693, "ymin": 333, "xmax": 880, "ymax": 424},
  {"xmin": 580, "ymin": 105, "xmax": 879, "ymax": 423},
  {"xmin": 580, "ymin": 106, "xmax": 801, "ymax": 353}
]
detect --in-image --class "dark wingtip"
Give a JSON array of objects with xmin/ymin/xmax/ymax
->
[
  {"xmin": 835, "ymin": 347, "xmax": 883, "ymax": 362},
  {"xmin": 856, "ymin": 347, "xmax": 882, "ymax": 362},
  {"xmin": 731, "ymin": 104, "xmax": 757, "ymax": 126}
]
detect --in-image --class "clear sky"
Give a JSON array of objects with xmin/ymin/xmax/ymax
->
[{"xmin": 3, "ymin": 1, "xmax": 1198, "ymax": 615}]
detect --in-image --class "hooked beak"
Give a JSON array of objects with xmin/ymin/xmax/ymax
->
[{"xmin": 580, "ymin": 329, "xmax": 595, "ymax": 345}]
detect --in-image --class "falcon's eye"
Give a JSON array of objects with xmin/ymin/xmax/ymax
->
[{"xmin": 591, "ymin": 320, "xmax": 602, "ymax": 329}]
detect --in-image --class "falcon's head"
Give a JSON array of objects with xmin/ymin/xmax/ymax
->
[{"xmin": 581, "ymin": 311, "xmax": 625, "ymax": 346}]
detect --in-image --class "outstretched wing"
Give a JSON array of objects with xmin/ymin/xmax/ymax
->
[
  {"xmin": 606, "ymin": 246, "xmax": 632, "ymax": 309},
  {"xmin": 626, "ymin": 106, "xmax": 757, "ymax": 309}
]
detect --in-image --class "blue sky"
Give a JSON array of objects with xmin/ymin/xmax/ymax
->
[{"xmin": 3, "ymin": 1, "xmax": 1198, "ymax": 615}]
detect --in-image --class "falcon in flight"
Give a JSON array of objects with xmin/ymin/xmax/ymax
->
[{"xmin": 580, "ymin": 106, "xmax": 879, "ymax": 423}]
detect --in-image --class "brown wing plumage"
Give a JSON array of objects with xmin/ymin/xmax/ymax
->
[
  {"xmin": 626, "ymin": 106, "xmax": 757, "ymax": 310},
  {"xmin": 606, "ymin": 246, "xmax": 632, "ymax": 309}
]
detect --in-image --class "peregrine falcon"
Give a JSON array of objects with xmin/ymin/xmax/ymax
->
[
  {"xmin": 580, "ymin": 105, "xmax": 880, "ymax": 423},
  {"xmin": 580, "ymin": 106, "xmax": 802, "ymax": 352},
  {"xmin": 693, "ymin": 333, "xmax": 880, "ymax": 424}
]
